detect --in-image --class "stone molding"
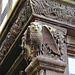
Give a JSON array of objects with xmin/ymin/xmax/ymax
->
[
  {"xmin": 25, "ymin": 56, "xmax": 66, "ymax": 75},
  {"xmin": 0, "ymin": 0, "xmax": 32, "ymax": 63}
]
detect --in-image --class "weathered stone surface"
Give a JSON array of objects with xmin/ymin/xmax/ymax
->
[
  {"xmin": 0, "ymin": 0, "xmax": 32, "ymax": 62},
  {"xmin": 22, "ymin": 21, "xmax": 67, "ymax": 62},
  {"xmin": 25, "ymin": 56, "xmax": 66, "ymax": 75},
  {"xmin": 30, "ymin": 0, "xmax": 75, "ymax": 25},
  {"xmin": 21, "ymin": 20, "xmax": 67, "ymax": 75},
  {"xmin": 0, "ymin": 0, "xmax": 70, "ymax": 74}
]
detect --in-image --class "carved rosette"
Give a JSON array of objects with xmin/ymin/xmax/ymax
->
[{"xmin": 0, "ymin": 0, "xmax": 32, "ymax": 62}]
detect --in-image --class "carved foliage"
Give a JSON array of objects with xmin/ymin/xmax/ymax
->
[
  {"xmin": 31, "ymin": 0, "xmax": 75, "ymax": 25},
  {"xmin": 0, "ymin": 0, "xmax": 32, "ymax": 62}
]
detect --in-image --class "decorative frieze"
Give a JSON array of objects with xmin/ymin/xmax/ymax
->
[
  {"xmin": 30, "ymin": 0, "xmax": 75, "ymax": 25},
  {"xmin": 0, "ymin": 0, "xmax": 32, "ymax": 62}
]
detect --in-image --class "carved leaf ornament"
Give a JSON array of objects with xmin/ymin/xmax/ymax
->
[{"xmin": 30, "ymin": 0, "xmax": 75, "ymax": 25}]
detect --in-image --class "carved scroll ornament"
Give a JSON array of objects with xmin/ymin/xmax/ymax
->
[
  {"xmin": 30, "ymin": 0, "xmax": 75, "ymax": 25},
  {"xmin": 0, "ymin": 0, "xmax": 32, "ymax": 62}
]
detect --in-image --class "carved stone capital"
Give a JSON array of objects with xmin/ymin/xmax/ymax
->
[
  {"xmin": 30, "ymin": 0, "xmax": 75, "ymax": 25},
  {"xmin": 21, "ymin": 21, "xmax": 67, "ymax": 62}
]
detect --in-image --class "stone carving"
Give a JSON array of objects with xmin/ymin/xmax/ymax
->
[
  {"xmin": 21, "ymin": 21, "xmax": 67, "ymax": 62},
  {"xmin": 41, "ymin": 26, "xmax": 66, "ymax": 61},
  {"xmin": 0, "ymin": 0, "xmax": 32, "ymax": 62},
  {"xmin": 30, "ymin": 0, "xmax": 75, "ymax": 25},
  {"xmin": 52, "ymin": 30, "xmax": 66, "ymax": 61},
  {"xmin": 53, "ymin": 30, "xmax": 65, "ymax": 56},
  {"xmin": 21, "ymin": 23, "xmax": 43, "ymax": 62}
]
